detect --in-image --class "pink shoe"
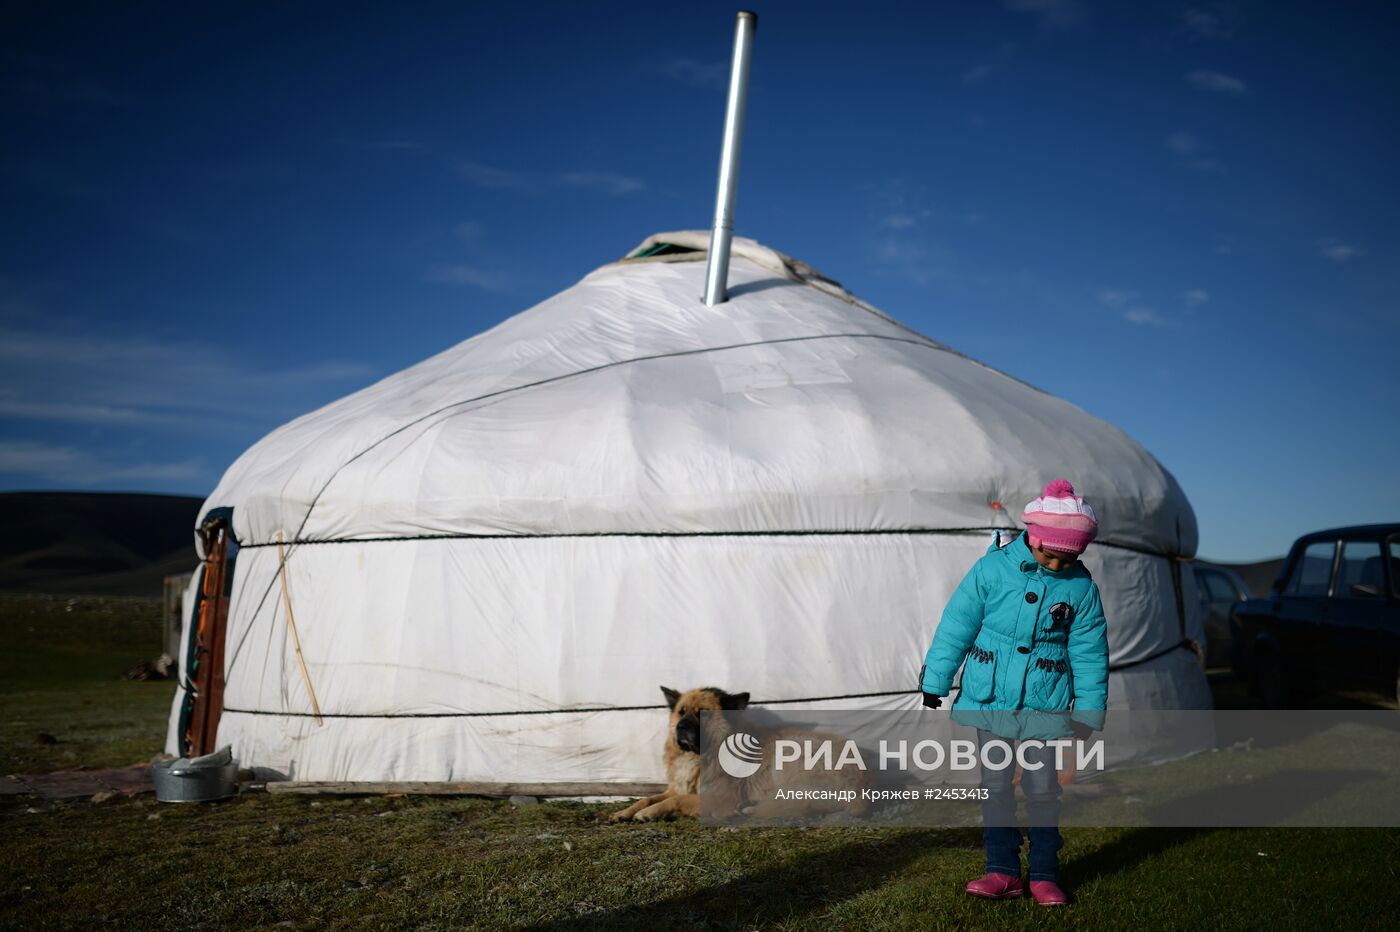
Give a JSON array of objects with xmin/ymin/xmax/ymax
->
[
  {"xmin": 966, "ymin": 872, "xmax": 1024, "ymax": 900},
  {"xmin": 1029, "ymin": 880, "xmax": 1069, "ymax": 906}
]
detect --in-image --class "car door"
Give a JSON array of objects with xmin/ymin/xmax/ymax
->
[
  {"xmin": 1198, "ymin": 569, "xmax": 1239, "ymax": 668},
  {"xmin": 1330, "ymin": 536, "xmax": 1392, "ymax": 696},
  {"xmin": 1275, "ymin": 539, "xmax": 1339, "ymax": 690}
]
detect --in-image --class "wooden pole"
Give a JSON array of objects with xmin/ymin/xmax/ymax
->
[{"xmin": 276, "ymin": 532, "xmax": 324, "ymax": 726}]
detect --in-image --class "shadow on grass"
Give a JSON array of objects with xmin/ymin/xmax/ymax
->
[
  {"xmin": 534, "ymin": 828, "xmax": 977, "ymax": 930},
  {"xmin": 1062, "ymin": 827, "xmax": 1217, "ymax": 890},
  {"xmin": 1065, "ymin": 765, "xmax": 1386, "ymax": 890},
  {"xmin": 1139, "ymin": 767, "xmax": 1386, "ymax": 827}
]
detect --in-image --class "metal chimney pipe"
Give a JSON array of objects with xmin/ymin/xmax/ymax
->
[{"xmin": 703, "ymin": 10, "xmax": 757, "ymax": 306}]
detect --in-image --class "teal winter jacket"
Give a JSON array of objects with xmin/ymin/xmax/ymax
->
[{"xmin": 920, "ymin": 532, "xmax": 1109, "ymax": 733}]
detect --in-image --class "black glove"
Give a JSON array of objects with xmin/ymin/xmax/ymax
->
[
  {"xmin": 921, "ymin": 692, "xmax": 943, "ymax": 709},
  {"xmin": 1070, "ymin": 719, "xmax": 1094, "ymax": 741}
]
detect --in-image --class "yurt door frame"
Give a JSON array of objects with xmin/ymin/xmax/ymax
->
[{"xmin": 185, "ymin": 509, "xmax": 235, "ymax": 756}]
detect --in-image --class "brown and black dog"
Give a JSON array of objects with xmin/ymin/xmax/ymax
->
[
  {"xmin": 610, "ymin": 685, "xmax": 870, "ymax": 822},
  {"xmin": 609, "ymin": 685, "xmax": 748, "ymax": 822}
]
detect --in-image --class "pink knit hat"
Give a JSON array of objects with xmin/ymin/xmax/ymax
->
[{"xmin": 1021, "ymin": 478, "xmax": 1099, "ymax": 555}]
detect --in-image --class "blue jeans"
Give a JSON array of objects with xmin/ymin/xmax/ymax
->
[{"xmin": 977, "ymin": 729, "xmax": 1064, "ymax": 882}]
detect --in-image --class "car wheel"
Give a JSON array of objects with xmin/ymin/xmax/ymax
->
[{"xmin": 1254, "ymin": 649, "xmax": 1290, "ymax": 709}]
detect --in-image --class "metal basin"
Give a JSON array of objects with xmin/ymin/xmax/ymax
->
[{"xmin": 153, "ymin": 758, "xmax": 239, "ymax": 803}]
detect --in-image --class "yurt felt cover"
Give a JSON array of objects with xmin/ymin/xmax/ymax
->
[{"xmin": 167, "ymin": 234, "xmax": 1209, "ymax": 783}]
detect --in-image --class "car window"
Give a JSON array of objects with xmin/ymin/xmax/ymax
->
[
  {"xmin": 1203, "ymin": 571, "xmax": 1240, "ymax": 602},
  {"xmin": 1286, "ymin": 541, "xmax": 1336, "ymax": 596},
  {"xmin": 1192, "ymin": 567, "xmax": 1212, "ymax": 604},
  {"xmin": 1335, "ymin": 540, "xmax": 1384, "ymax": 598}
]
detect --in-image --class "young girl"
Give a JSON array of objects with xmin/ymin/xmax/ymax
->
[{"xmin": 919, "ymin": 479, "xmax": 1109, "ymax": 906}]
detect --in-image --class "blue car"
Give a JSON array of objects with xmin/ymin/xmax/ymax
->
[
  {"xmin": 1230, "ymin": 524, "xmax": 1400, "ymax": 707},
  {"xmin": 1191, "ymin": 563, "xmax": 1252, "ymax": 668}
]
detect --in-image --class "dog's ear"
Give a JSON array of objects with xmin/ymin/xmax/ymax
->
[
  {"xmin": 719, "ymin": 690, "xmax": 750, "ymax": 711},
  {"xmin": 660, "ymin": 686, "xmax": 681, "ymax": 710}
]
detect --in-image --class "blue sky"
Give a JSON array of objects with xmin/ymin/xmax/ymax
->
[{"xmin": 2, "ymin": 1, "xmax": 1396, "ymax": 562}]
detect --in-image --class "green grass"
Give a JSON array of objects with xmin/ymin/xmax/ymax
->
[
  {"xmin": 3, "ymin": 594, "xmax": 1399, "ymax": 929},
  {"xmin": 0, "ymin": 595, "xmax": 176, "ymax": 773},
  {"xmin": 5, "ymin": 795, "xmax": 1398, "ymax": 929}
]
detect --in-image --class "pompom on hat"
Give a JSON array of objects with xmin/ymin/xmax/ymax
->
[{"xmin": 1021, "ymin": 478, "xmax": 1099, "ymax": 555}]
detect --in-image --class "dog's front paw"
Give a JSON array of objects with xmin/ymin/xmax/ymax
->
[
  {"xmin": 634, "ymin": 804, "xmax": 672, "ymax": 822},
  {"xmin": 608, "ymin": 808, "xmax": 638, "ymax": 823}
]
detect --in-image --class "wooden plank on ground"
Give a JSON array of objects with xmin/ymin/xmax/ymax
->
[
  {"xmin": 265, "ymin": 781, "xmax": 667, "ymax": 797},
  {"xmin": 0, "ymin": 764, "xmax": 154, "ymax": 799}
]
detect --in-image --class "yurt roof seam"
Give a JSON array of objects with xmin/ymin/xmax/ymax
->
[
  {"xmin": 238, "ymin": 527, "xmax": 1002, "ymax": 548},
  {"xmin": 234, "ymin": 528, "xmax": 1183, "ymax": 559}
]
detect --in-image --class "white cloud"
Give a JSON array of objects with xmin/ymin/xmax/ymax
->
[
  {"xmin": 1165, "ymin": 132, "xmax": 1225, "ymax": 173},
  {"xmin": 455, "ymin": 160, "xmax": 644, "ymax": 197},
  {"xmin": 1186, "ymin": 69, "xmax": 1249, "ymax": 95},
  {"xmin": 1319, "ymin": 239, "xmax": 1362, "ymax": 262},
  {"xmin": 865, "ymin": 179, "xmax": 929, "ymax": 224},
  {"xmin": 1183, "ymin": 7, "xmax": 1237, "ymax": 40},
  {"xmin": 0, "ymin": 321, "xmax": 375, "ymax": 429},
  {"xmin": 0, "ymin": 441, "xmax": 203, "ymax": 485},
  {"xmin": 108, "ymin": 460, "xmax": 206, "ymax": 482},
  {"xmin": 1123, "ymin": 307, "xmax": 1168, "ymax": 326},
  {"xmin": 1100, "ymin": 290, "xmax": 1174, "ymax": 326},
  {"xmin": 274, "ymin": 361, "xmax": 380, "ymax": 384},
  {"xmin": 428, "ymin": 220, "xmax": 519, "ymax": 292},
  {"xmin": 1005, "ymin": 0, "xmax": 1087, "ymax": 31},
  {"xmin": 657, "ymin": 57, "xmax": 727, "ymax": 90},
  {"xmin": 0, "ymin": 328, "xmax": 372, "ymax": 387},
  {"xmin": 0, "ymin": 396, "xmax": 175, "ymax": 425},
  {"xmin": 863, "ymin": 179, "xmax": 943, "ymax": 267},
  {"xmin": 424, "ymin": 263, "xmax": 513, "ymax": 293},
  {"xmin": 0, "ymin": 300, "xmax": 377, "ymax": 492},
  {"xmin": 554, "ymin": 171, "xmax": 645, "ymax": 196},
  {"xmin": 1165, "ymin": 132, "xmax": 1201, "ymax": 155},
  {"xmin": 1184, "ymin": 289, "xmax": 1210, "ymax": 307},
  {"xmin": 0, "ymin": 441, "xmax": 87, "ymax": 476},
  {"xmin": 454, "ymin": 220, "xmax": 486, "ymax": 244},
  {"xmin": 964, "ymin": 44, "xmax": 1019, "ymax": 84},
  {"xmin": 427, "ymin": 218, "xmax": 537, "ymax": 293},
  {"xmin": 455, "ymin": 160, "xmax": 531, "ymax": 191},
  {"xmin": 868, "ymin": 235, "xmax": 947, "ymax": 287}
]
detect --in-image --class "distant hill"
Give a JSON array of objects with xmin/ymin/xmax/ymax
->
[
  {"xmin": 1197, "ymin": 558, "xmax": 1286, "ymax": 598},
  {"xmin": 0, "ymin": 492, "xmax": 203, "ymax": 596}
]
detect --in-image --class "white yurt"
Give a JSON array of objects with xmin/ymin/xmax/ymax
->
[{"xmin": 165, "ymin": 232, "xmax": 1211, "ymax": 784}]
